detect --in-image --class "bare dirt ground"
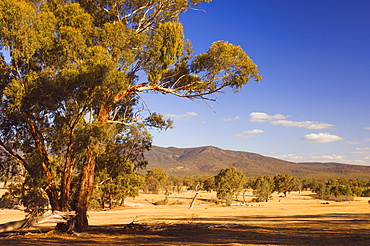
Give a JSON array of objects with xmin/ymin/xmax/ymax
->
[{"xmin": 0, "ymin": 190, "xmax": 369, "ymax": 245}]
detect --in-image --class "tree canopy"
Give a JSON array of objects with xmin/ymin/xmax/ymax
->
[
  {"xmin": 214, "ymin": 167, "xmax": 246, "ymax": 204},
  {"xmin": 273, "ymin": 174, "xmax": 297, "ymax": 197},
  {"xmin": 0, "ymin": 0, "xmax": 261, "ymax": 232},
  {"xmin": 252, "ymin": 175, "xmax": 275, "ymax": 202}
]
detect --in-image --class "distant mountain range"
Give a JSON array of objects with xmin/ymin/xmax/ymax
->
[{"xmin": 144, "ymin": 146, "xmax": 370, "ymax": 179}]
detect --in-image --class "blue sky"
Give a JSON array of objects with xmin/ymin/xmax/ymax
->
[{"xmin": 144, "ymin": 0, "xmax": 370, "ymax": 165}]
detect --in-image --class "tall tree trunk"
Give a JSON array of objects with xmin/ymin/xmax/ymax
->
[
  {"xmin": 120, "ymin": 198, "xmax": 125, "ymax": 206},
  {"xmin": 59, "ymin": 156, "xmax": 76, "ymax": 210},
  {"xmin": 73, "ymin": 148, "xmax": 96, "ymax": 232},
  {"xmin": 55, "ymin": 156, "xmax": 76, "ymax": 232},
  {"xmin": 27, "ymin": 118, "xmax": 60, "ymax": 211},
  {"xmin": 109, "ymin": 193, "xmax": 113, "ymax": 209}
]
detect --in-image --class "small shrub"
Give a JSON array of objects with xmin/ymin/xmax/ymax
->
[
  {"xmin": 313, "ymin": 194, "xmax": 354, "ymax": 202},
  {"xmin": 251, "ymin": 196, "xmax": 272, "ymax": 202},
  {"xmin": 153, "ymin": 197, "xmax": 168, "ymax": 205},
  {"xmin": 88, "ymin": 198, "xmax": 102, "ymax": 210},
  {"xmin": 208, "ymin": 198, "xmax": 221, "ymax": 204}
]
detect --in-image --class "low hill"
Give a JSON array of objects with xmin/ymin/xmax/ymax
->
[{"xmin": 144, "ymin": 146, "xmax": 370, "ymax": 179}]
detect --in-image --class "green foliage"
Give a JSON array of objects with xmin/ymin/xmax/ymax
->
[
  {"xmin": 252, "ymin": 175, "xmax": 274, "ymax": 202},
  {"xmin": 307, "ymin": 178, "xmax": 370, "ymax": 200},
  {"xmin": 0, "ymin": 0, "xmax": 260, "ymax": 231},
  {"xmin": 145, "ymin": 168, "xmax": 169, "ymax": 194},
  {"xmin": 214, "ymin": 167, "xmax": 246, "ymax": 204},
  {"xmin": 147, "ymin": 168, "xmax": 168, "ymax": 184},
  {"xmin": 191, "ymin": 41, "xmax": 261, "ymax": 92},
  {"xmin": 92, "ymin": 169, "xmax": 145, "ymax": 209},
  {"xmin": 198, "ymin": 175, "xmax": 215, "ymax": 192},
  {"xmin": 273, "ymin": 174, "xmax": 298, "ymax": 197},
  {"xmin": 0, "ymin": 157, "xmax": 24, "ymax": 186},
  {"xmin": 6, "ymin": 180, "xmax": 49, "ymax": 214},
  {"xmin": 169, "ymin": 175, "xmax": 185, "ymax": 193},
  {"xmin": 0, "ymin": 191, "xmax": 21, "ymax": 209},
  {"xmin": 361, "ymin": 188, "xmax": 370, "ymax": 197},
  {"xmin": 92, "ymin": 138, "xmax": 148, "ymax": 209},
  {"xmin": 144, "ymin": 176, "xmax": 161, "ymax": 194}
]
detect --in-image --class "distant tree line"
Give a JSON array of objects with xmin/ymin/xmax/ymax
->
[
  {"xmin": 128, "ymin": 167, "xmax": 370, "ymax": 205},
  {"xmin": 2, "ymin": 165, "xmax": 370, "ymax": 210}
]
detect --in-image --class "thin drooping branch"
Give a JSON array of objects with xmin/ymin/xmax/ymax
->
[{"xmin": 0, "ymin": 140, "xmax": 27, "ymax": 167}]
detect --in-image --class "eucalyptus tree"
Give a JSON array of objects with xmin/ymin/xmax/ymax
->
[
  {"xmin": 273, "ymin": 174, "xmax": 297, "ymax": 197},
  {"xmin": 252, "ymin": 175, "xmax": 274, "ymax": 202},
  {"xmin": 0, "ymin": 0, "xmax": 261, "ymax": 231},
  {"xmin": 214, "ymin": 167, "xmax": 246, "ymax": 205},
  {"xmin": 145, "ymin": 168, "xmax": 169, "ymax": 194}
]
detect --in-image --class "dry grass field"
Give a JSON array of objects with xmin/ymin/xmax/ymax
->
[{"xmin": 0, "ymin": 189, "xmax": 369, "ymax": 245}]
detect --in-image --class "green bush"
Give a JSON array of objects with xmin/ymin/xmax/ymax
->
[
  {"xmin": 361, "ymin": 188, "xmax": 370, "ymax": 197},
  {"xmin": 88, "ymin": 198, "xmax": 102, "ymax": 210}
]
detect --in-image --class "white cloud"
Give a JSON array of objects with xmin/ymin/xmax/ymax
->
[
  {"xmin": 274, "ymin": 154, "xmax": 305, "ymax": 161},
  {"xmin": 356, "ymin": 147, "xmax": 370, "ymax": 151},
  {"xmin": 350, "ymin": 151, "xmax": 365, "ymax": 154},
  {"xmin": 164, "ymin": 112, "xmax": 198, "ymax": 120},
  {"xmin": 365, "ymin": 127, "xmax": 370, "ymax": 130},
  {"xmin": 226, "ymin": 146, "xmax": 236, "ymax": 150},
  {"xmin": 275, "ymin": 153, "xmax": 345, "ymax": 163},
  {"xmin": 234, "ymin": 129, "xmax": 265, "ymax": 139},
  {"xmin": 347, "ymin": 141, "xmax": 362, "ymax": 145},
  {"xmin": 270, "ymin": 120, "xmax": 334, "ymax": 129},
  {"xmin": 346, "ymin": 138, "xmax": 370, "ymax": 145},
  {"xmin": 275, "ymin": 152, "xmax": 370, "ymax": 165},
  {"xmin": 220, "ymin": 116, "xmax": 241, "ymax": 121},
  {"xmin": 249, "ymin": 112, "xmax": 288, "ymax": 122},
  {"xmin": 309, "ymin": 155, "xmax": 345, "ymax": 161},
  {"xmin": 249, "ymin": 112, "xmax": 333, "ymax": 129},
  {"xmin": 302, "ymin": 133, "xmax": 344, "ymax": 143}
]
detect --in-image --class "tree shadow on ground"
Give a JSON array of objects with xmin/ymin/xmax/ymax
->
[{"xmin": 0, "ymin": 213, "xmax": 369, "ymax": 245}]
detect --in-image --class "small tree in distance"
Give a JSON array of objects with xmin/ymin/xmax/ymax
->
[
  {"xmin": 273, "ymin": 174, "xmax": 297, "ymax": 197},
  {"xmin": 252, "ymin": 175, "xmax": 275, "ymax": 202},
  {"xmin": 199, "ymin": 175, "xmax": 215, "ymax": 192},
  {"xmin": 214, "ymin": 167, "xmax": 246, "ymax": 205},
  {"xmin": 145, "ymin": 168, "xmax": 169, "ymax": 194}
]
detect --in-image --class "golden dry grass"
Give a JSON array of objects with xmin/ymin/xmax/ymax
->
[{"xmin": 0, "ymin": 190, "xmax": 369, "ymax": 245}]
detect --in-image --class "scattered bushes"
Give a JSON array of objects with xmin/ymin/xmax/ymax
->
[{"xmin": 313, "ymin": 194, "xmax": 354, "ymax": 202}]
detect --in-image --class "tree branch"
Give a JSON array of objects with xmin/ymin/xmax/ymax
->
[{"xmin": 0, "ymin": 140, "xmax": 27, "ymax": 167}]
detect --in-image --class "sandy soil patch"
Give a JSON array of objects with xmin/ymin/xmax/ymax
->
[{"xmin": 0, "ymin": 191, "xmax": 369, "ymax": 245}]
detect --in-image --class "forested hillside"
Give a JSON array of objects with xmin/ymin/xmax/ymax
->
[{"xmin": 144, "ymin": 146, "xmax": 370, "ymax": 179}]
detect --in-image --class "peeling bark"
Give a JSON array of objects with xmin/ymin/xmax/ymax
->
[{"xmin": 73, "ymin": 148, "xmax": 96, "ymax": 232}]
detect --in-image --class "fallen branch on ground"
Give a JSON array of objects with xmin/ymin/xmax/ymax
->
[{"xmin": 0, "ymin": 211, "xmax": 76, "ymax": 233}]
